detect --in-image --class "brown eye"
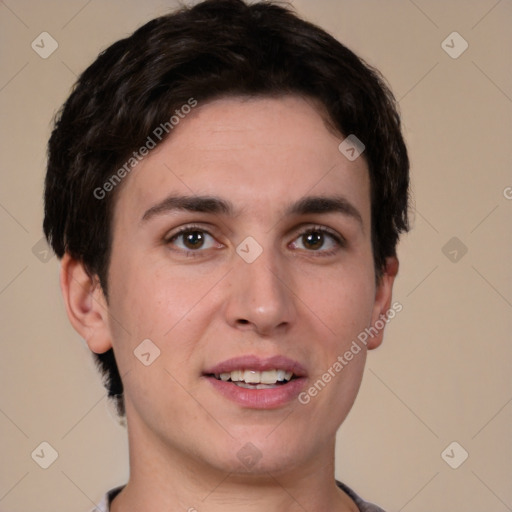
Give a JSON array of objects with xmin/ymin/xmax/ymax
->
[
  {"xmin": 290, "ymin": 227, "xmax": 343, "ymax": 254},
  {"xmin": 167, "ymin": 227, "xmax": 219, "ymax": 253},
  {"xmin": 302, "ymin": 231, "xmax": 324, "ymax": 250},
  {"xmin": 182, "ymin": 230, "xmax": 205, "ymax": 249}
]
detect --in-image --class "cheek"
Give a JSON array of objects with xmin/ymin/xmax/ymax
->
[
  {"xmin": 299, "ymin": 273, "xmax": 373, "ymax": 419},
  {"xmin": 297, "ymin": 260, "xmax": 376, "ymax": 347},
  {"xmin": 106, "ymin": 255, "xmax": 220, "ymax": 361},
  {"xmin": 105, "ymin": 263, "xmax": 197, "ymax": 416},
  {"xmin": 108, "ymin": 263, "xmax": 165, "ymax": 332},
  {"xmin": 104, "ymin": 252, "xmax": 175, "ymax": 380}
]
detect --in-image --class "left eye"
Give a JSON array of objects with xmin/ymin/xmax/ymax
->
[
  {"xmin": 167, "ymin": 229, "xmax": 219, "ymax": 251},
  {"xmin": 290, "ymin": 228, "xmax": 342, "ymax": 252}
]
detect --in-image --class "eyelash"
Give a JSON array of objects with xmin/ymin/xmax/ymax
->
[{"xmin": 165, "ymin": 223, "xmax": 345, "ymax": 258}]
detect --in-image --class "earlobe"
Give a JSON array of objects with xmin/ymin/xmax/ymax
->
[
  {"xmin": 60, "ymin": 253, "xmax": 113, "ymax": 354},
  {"xmin": 367, "ymin": 256, "xmax": 399, "ymax": 350}
]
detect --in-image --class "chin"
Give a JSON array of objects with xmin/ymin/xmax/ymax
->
[{"xmin": 207, "ymin": 430, "xmax": 310, "ymax": 477}]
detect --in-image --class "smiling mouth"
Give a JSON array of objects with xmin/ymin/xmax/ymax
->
[{"xmin": 207, "ymin": 369, "xmax": 297, "ymax": 389}]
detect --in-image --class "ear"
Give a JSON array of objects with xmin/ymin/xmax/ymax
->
[
  {"xmin": 60, "ymin": 253, "xmax": 113, "ymax": 354},
  {"xmin": 367, "ymin": 256, "xmax": 399, "ymax": 350}
]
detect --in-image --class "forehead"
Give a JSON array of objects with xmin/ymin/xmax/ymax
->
[{"xmin": 114, "ymin": 95, "xmax": 370, "ymax": 226}]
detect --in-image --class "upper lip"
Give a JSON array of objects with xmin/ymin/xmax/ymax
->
[{"xmin": 204, "ymin": 355, "xmax": 307, "ymax": 377}]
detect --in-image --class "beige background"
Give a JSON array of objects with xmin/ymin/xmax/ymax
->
[{"xmin": 1, "ymin": 0, "xmax": 511, "ymax": 510}]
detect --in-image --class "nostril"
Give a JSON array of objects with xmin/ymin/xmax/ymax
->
[{"xmin": 237, "ymin": 319, "xmax": 250, "ymax": 325}]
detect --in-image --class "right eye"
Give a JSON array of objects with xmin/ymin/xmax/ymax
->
[{"xmin": 165, "ymin": 225, "xmax": 224, "ymax": 256}]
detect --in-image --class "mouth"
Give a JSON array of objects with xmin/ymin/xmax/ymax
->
[{"xmin": 203, "ymin": 355, "xmax": 307, "ymax": 409}]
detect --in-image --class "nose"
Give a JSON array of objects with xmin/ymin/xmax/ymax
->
[{"xmin": 223, "ymin": 247, "xmax": 296, "ymax": 336}]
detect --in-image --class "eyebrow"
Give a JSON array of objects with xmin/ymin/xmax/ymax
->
[
  {"xmin": 141, "ymin": 194, "xmax": 363, "ymax": 227},
  {"xmin": 288, "ymin": 195, "xmax": 363, "ymax": 226},
  {"xmin": 141, "ymin": 195, "xmax": 233, "ymax": 221}
]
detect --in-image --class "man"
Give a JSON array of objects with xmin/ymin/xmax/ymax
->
[{"xmin": 43, "ymin": 1, "xmax": 409, "ymax": 510}]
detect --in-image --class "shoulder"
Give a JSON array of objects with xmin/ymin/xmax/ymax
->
[
  {"xmin": 336, "ymin": 480, "xmax": 387, "ymax": 512},
  {"xmin": 89, "ymin": 485, "xmax": 125, "ymax": 512}
]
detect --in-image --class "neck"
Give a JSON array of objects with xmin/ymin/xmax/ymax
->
[{"xmin": 110, "ymin": 409, "xmax": 359, "ymax": 512}]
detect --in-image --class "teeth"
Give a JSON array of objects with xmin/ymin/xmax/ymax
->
[
  {"xmin": 235, "ymin": 370, "xmax": 244, "ymax": 381},
  {"xmin": 235, "ymin": 382, "xmax": 281, "ymax": 390},
  {"xmin": 214, "ymin": 369, "xmax": 295, "ymax": 385},
  {"xmin": 260, "ymin": 369, "xmax": 277, "ymax": 384},
  {"xmin": 243, "ymin": 370, "xmax": 261, "ymax": 384}
]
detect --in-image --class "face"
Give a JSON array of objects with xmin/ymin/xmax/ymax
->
[{"xmin": 69, "ymin": 95, "xmax": 396, "ymax": 477}]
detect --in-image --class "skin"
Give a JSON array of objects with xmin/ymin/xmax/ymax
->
[{"xmin": 61, "ymin": 95, "xmax": 398, "ymax": 512}]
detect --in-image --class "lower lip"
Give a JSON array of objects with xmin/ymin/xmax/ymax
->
[{"xmin": 205, "ymin": 377, "xmax": 307, "ymax": 409}]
